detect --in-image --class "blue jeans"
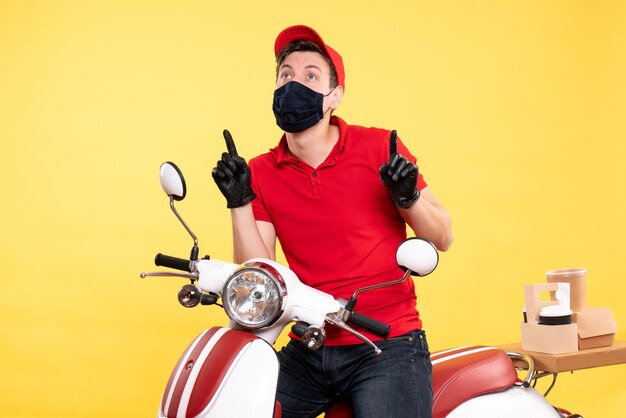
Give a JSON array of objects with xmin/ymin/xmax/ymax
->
[{"xmin": 276, "ymin": 330, "xmax": 433, "ymax": 418}]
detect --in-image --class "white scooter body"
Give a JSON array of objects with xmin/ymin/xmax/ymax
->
[
  {"xmin": 157, "ymin": 257, "xmax": 342, "ymax": 418},
  {"xmin": 447, "ymin": 387, "xmax": 561, "ymax": 417},
  {"xmin": 159, "ymin": 334, "xmax": 563, "ymax": 418},
  {"xmin": 144, "ymin": 162, "xmax": 574, "ymax": 418}
]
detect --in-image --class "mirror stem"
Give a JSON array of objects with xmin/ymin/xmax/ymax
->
[
  {"xmin": 351, "ymin": 269, "xmax": 412, "ymax": 300},
  {"xmin": 169, "ymin": 196, "xmax": 199, "ymax": 260},
  {"xmin": 344, "ymin": 269, "xmax": 413, "ymax": 314}
]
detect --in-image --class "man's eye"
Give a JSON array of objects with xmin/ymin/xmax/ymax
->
[
  {"xmin": 280, "ymin": 73, "xmax": 291, "ymax": 79},
  {"xmin": 307, "ymin": 74, "xmax": 318, "ymax": 80}
]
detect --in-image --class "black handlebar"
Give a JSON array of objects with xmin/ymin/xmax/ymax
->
[
  {"xmin": 347, "ymin": 311, "xmax": 390, "ymax": 337},
  {"xmin": 154, "ymin": 253, "xmax": 191, "ymax": 272}
]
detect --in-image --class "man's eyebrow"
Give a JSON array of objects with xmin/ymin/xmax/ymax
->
[{"xmin": 278, "ymin": 64, "xmax": 323, "ymax": 72}]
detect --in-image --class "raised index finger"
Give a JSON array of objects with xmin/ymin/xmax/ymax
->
[
  {"xmin": 389, "ymin": 130, "xmax": 397, "ymax": 156},
  {"xmin": 223, "ymin": 129, "xmax": 238, "ymax": 157}
]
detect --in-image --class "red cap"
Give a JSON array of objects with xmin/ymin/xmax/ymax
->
[{"xmin": 274, "ymin": 25, "xmax": 345, "ymax": 90}]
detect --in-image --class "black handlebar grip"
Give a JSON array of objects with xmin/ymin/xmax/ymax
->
[
  {"xmin": 347, "ymin": 312, "xmax": 391, "ymax": 337},
  {"xmin": 291, "ymin": 322, "xmax": 310, "ymax": 338},
  {"xmin": 154, "ymin": 253, "xmax": 191, "ymax": 272}
]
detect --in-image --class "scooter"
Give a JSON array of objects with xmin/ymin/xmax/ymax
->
[{"xmin": 141, "ymin": 161, "xmax": 581, "ymax": 418}]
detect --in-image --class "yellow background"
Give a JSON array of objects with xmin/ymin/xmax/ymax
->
[{"xmin": 1, "ymin": 0, "xmax": 625, "ymax": 416}]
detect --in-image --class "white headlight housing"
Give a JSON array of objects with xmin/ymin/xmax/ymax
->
[{"xmin": 222, "ymin": 262, "xmax": 287, "ymax": 329}]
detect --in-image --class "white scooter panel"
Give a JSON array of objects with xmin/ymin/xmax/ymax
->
[
  {"xmin": 159, "ymin": 327, "xmax": 280, "ymax": 418},
  {"xmin": 447, "ymin": 385, "xmax": 562, "ymax": 417}
]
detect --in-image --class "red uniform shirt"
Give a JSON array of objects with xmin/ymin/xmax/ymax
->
[{"xmin": 249, "ymin": 116, "xmax": 428, "ymax": 345}]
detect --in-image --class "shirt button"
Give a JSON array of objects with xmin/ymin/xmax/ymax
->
[{"xmin": 312, "ymin": 172, "xmax": 317, "ymax": 177}]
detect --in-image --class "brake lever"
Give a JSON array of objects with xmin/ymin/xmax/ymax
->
[{"xmin": 325, "ymin": 314, "xmax": 382, "ymax": 355}]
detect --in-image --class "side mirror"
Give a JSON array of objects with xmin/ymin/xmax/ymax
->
[
  {"xmin": 396, "ymin": 238, "xmax": 439, "ymax": 277},
  {"xmin": 158, "ymin": 161, "xmax": 198, "ymax": 260},
  {"xmin": 160, "ymin": 162, "xmax": 186, "ymax": 201}
]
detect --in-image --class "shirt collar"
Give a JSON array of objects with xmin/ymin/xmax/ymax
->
[{"xmin": 271, "ymin": 116, "xmax": 348, "ymax": 166}]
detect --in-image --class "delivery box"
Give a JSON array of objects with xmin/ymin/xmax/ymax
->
[{"xmin": 574, "ymin": 307, "xmax": 618, "ymax": 350}]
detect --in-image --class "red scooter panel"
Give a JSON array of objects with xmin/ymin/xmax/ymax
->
[{"xmin": 160, "ymin": 327, "xmax": 279, "ymax": 418}]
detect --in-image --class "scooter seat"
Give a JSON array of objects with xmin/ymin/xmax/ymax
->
[
  {"xmin": 431, "ymin": 345, "xmax": 517, "ymax": 418},
  {"xmin": 324, "ymin": 345, "xmax": 517, "ymax": 418}
]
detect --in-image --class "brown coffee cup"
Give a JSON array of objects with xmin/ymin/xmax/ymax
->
[{"xmin": 545, "ymin": 268, "xmax": 586, "ymax": 312}]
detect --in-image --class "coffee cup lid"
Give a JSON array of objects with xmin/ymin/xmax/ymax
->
[
  {"xmin": 546, "ymin": 268, "xmax": 586, "ymax": 278},
  {"xmin": 540, "ymin": 304, "xmax": 573, "ymax": 317}
]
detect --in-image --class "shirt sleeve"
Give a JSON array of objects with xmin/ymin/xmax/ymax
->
[{"xmin": 249, "ymin": 158, "xmax": 273, "ymax": 223}]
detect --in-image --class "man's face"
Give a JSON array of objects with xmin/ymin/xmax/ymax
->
[{"xmin": 276, "ymin": 51, "xmax": 334, "ymax": 95}]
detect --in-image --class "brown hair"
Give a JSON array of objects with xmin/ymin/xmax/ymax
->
[{"xmin": 275, "ymin": 40, "xmax": 338, "ymax": 89}]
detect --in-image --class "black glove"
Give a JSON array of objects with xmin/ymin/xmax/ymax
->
[
  {"xmin": 211, "ymin": 129, "xmax": 256, "ymax": 208},
  {"xmin": 379, "ymin": 130, "xmax": 420, "ymax": 209}
]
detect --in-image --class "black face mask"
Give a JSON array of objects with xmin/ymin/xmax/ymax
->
[{"xmin": 272, "ymin": 82, "xmax": 333, "ymax": 133}]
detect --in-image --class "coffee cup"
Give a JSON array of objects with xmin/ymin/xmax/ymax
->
[{"xmin": 545, "ymin": 268, "xmax": 586, "ymax": 312}]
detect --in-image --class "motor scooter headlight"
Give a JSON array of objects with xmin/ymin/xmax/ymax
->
[{"xmin": 222, "ymin": 262, "xmax": 286, "ymax": 329}]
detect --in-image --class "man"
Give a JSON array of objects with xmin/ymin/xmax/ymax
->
[{"xmin": 212, "ymin": 25, "xmax": 453, "ymax": 418}]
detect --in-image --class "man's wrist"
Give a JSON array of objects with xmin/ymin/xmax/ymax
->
[{"xmin": 226, "ymin": 192, "xmax": 257, "ymax": 209}]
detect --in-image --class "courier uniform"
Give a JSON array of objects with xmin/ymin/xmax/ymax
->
[{"xmin": 249, "ymin": 116, "xmax": 428, "ymax": 345}]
